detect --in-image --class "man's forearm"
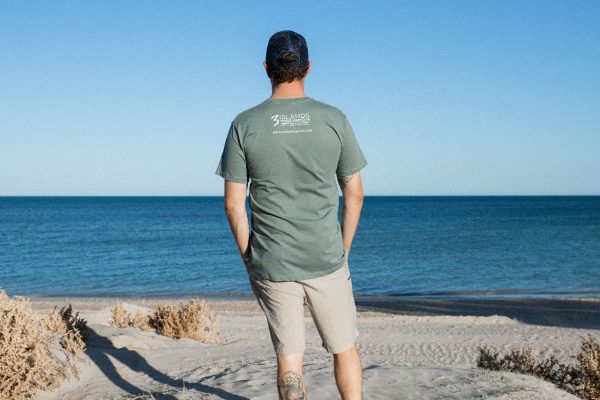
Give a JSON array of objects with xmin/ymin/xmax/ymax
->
[
  {"xmin": 340, "ymin": 195, "xmax": 363, "ymax": 257},
  {"xmin": 225, "ymin": 206, "xmax": 251, "ymax": 258}
]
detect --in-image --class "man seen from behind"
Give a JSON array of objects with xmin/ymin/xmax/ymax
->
[{"xmin": 215, "ymin": 30, "xmax": 368, "ymax": 400}]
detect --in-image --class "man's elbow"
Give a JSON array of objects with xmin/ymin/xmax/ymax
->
[
  {"xmin": 355, "ymin": 191, "xmax": 365, "ymax": 206},
  {"xmin": 224, "ymin": 205, "xmax": 239, "ymax": 217},
  {"xmin": 344, "ymin": 188, "xmax": 364, "ymax": 206},
  {"xmin": 223, "ymin": 180, "xmax": 248, "ymax": 217},
  {"xmin": 224, "ymin": 201, "xmax": 245, "ymax": 217}
]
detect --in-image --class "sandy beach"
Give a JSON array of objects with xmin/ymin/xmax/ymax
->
[{"xmin": 21, "ymin": 296, "xmax": 598, "ymax": 399}]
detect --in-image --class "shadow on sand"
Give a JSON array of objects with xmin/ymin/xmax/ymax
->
[
  {"xmin": 84, "ymin": 327, "xmax": 249, "ymax": 400},
  {"xmin": 355, "ymin": 297, "xmax": 600, "ymax": 330}
]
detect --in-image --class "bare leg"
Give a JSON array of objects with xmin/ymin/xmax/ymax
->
[
  {"xmin": 277, "ymin": 352, "xmax": 306, "ymax": 399},
  {"xmin": 333, "ymin": 344, "xmax": 362, "ymax": 400}
]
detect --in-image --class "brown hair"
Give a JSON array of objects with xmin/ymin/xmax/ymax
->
[{"xmin": 266, "ymin": 51, "xmax": 309, "ymax": 84}]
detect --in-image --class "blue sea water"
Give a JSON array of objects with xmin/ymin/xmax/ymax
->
[{"xmin": 1, "ymin": 196, "xmax": 599, "ymax": 300}]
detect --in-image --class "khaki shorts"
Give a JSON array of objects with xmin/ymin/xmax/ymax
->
[{"xmin": 247, "ymin": 259, "xmax": 359, "ymax": 355}]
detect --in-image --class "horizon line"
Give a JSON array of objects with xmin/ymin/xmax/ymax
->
[{"xmin": 1, "ymin": 194, "xmax": 599, "ymax": 198}]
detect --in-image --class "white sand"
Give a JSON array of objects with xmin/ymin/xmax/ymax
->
[{"xmin": 29, "ymin": 298, "xmax": 599, "ymax": 399}]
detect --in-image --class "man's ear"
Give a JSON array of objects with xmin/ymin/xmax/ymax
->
[
  {"xmin": 305, "ymin": 60, "xmax": 312, "ymax": 76},
  {"xmin": 263, "ymin": 61, "xmax": 271, "ymax": 78}
]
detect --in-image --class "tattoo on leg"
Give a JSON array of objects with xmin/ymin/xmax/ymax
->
[
  {"xmin": 278, "ymin": 370, "xmax": 305, "ymax": 400},
  {"xmin": 337, "ymin": 174, "xmax": 354, "ymax": 190}
]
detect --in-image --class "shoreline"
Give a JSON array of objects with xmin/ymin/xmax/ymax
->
[
  {"xmin": 24, "ymin": 295, "xmax": 600, "ymax": 330},
  {"xmin": 18, "ymin": 292, "xmax": 600, "ymax": 302},
  {"xmin": 11, "ymin": 286, "xmax": 599, "ymax": 303}
]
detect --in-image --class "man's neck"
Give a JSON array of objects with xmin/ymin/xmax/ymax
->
[{"xmin": 270, "ymin": 80, "xmax": 306, "ymax": 99}]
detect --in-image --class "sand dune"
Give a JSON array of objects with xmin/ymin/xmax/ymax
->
[{"xmin": 29, "ymin": 298, "xmax": 598, "ymax": 399}]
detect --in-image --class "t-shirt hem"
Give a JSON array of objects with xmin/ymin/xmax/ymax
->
[
  {"xmin": 336, "ymin": 160, "xmax": 368, "ymax": 178},
  {"xmin": 215, "ymin": 170, "xmax": 247, "ymax": 183},
  {"xmin": 249, "ymin": 259, "xmax": 346, "ymax": 282}
]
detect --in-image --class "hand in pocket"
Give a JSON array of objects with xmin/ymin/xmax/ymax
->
[{"xmin": 242, "ymin": 254, "xmax": 251, "ymax": 273}]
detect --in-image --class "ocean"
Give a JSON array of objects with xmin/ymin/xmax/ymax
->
[{"xmin": 1, "ymin": 196, "xmax": 599, "ymax": 300}]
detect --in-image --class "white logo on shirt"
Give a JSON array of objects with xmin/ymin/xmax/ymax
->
[{"xmin": 271, "ymin": 113, "xmax": 310, "ymax": 127}]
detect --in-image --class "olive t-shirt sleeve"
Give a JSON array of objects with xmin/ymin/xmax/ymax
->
[
  {"xmin": 336, "ymin": 115, "xmax": 368, "ymax": 177},
  {"xmin": 215, "ymin": 121, "xmax": 248, "ymax": 183}
]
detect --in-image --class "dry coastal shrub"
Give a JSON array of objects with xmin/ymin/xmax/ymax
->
[
  {"xmin": 43, "ymin": 304, "xmax": 88, "ymax": 360},
  {"xmin": 0, "ymin": 294, "xmax": 81, "ymax": 399},
  {"xmin": 148, "ymin": 299, "xmax": 223, "ymax": 344},
  {"xmin": 111, "ymin": 300, "xmax": 134, "ymax": 328},
  {"xmin": 477, "ymin": 334, "xmax": 600, "ymax": 400},
  {"xmin": 132, "ymin": 310, "xmax": 153, "ymax": 331},
  {"xmin": 110, "ymin": 299, "xmax": 225, "ymax": 344},
  {"xmin": 576, "ymin": 335, "xmax": 600, "ymax": 400},
  {"xmin": 476, "ymin": 345, "xmax": 538, "ymax": 374},
  {"xmin": 110, "ymin": 301, "xmax": 153, "ymax": 331}
]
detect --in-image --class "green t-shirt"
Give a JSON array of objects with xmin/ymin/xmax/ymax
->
[{"xmin": 215, "ymin": 96, "xmax": 367, "ymax": 281}]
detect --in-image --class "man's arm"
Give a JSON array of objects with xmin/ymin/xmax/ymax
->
[
  {"xmin": 337, "ymin": 171, "xmax": 364, "ymax": 260},
  {"xmin": 223, "ymin": 180, "xmax": 251, "ymax": 261}
]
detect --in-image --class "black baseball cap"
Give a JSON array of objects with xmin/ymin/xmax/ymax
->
[{"xmin": 266, "ymin": 30, "xmax": 309, "ymax": 67}]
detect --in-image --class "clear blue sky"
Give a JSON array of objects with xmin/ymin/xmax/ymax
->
[{"xmin": 1, "ymin": 1, "xmax": 599, "ymax": 195}]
